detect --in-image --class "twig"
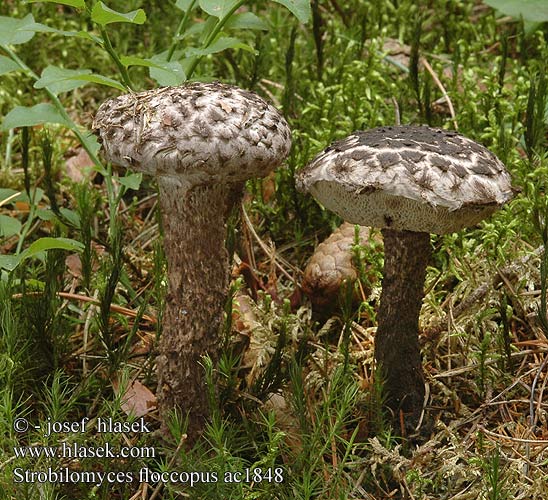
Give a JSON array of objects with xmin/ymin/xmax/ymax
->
[
  {"xmin": 12, "ymin": 291, "xmax": 156, "ymax": 324},
  {"xmin": 391, "ymin": 97, "xmax": 401, "ymax": 126},
  {"xmin": 434, "ymin": 349, "xmax": 548, "ymax": 379},
  {"xmin": 526, "ymin": 354, "xmax": 548, "ymax": 472},
  {"xmin": 240, "ymin": 202, "xmax": 297, "ymax": 284},
  {"xmin": 420, "ymin": 56, "xmax": 458, "ymax": 130},
  {"xmin": 148, "ymin": 433, "xmax": 189, "ymax": 500},
  {"xmin": 529, "ymin": 354, "xmax": 548, "ymax": 428},
  {"xmin": 478, "ymin": 425, "xmax": 548, "ymax": 446},
  {"xmin": 0, "ymin": 191, "xmax": 21, "ymax": 208}
]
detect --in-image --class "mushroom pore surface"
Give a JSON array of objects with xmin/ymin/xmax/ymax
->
[{"xmin": 296, "ymin": 125, "xmax": 513, "ymax": 233}]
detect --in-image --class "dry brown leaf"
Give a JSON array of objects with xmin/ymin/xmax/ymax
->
[
  {"xmin": 65, "ymin": 253, "xmax": 83, "ymax": 278},
  {"xmin": 263, "ymin": 392, "xmax": 302, "ymax": 455},
  {"xmin": 113, "ymin": 379, "xmax": 157, "ymax": 418},
  {"xmin": 65, "ymin": 243, "xmax": 105, "ymax": 280},
  {"xmin": 65, "ymin": 148, "xmax": 94, "ymax": 183}
]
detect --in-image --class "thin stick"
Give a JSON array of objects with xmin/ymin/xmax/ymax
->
[
  {"xmin": 149, "ymin": 433, "xmax": 189, "ymax": 500},
  {"xmin": 478, "ymin": 425, "xmax": 548, "ymax": 446},
  {"xmin": 391, "ymin": 96, "xmax": 401, "ymax": 126},
  {"xmin": 240, "ymin": 202, "xmax": 297, "ymax": 284},
  {"xmin": 420, "ymin": 56, "xmax": 458, "ymax": 130},
  {"xmin": 12, "ymin": 291, "xmax": 156, "ymax": 324}
]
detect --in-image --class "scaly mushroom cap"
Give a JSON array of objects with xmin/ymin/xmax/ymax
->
[
  {"xmin": 296, "ymin": 125, "xmax": 513, "ymax": 234},
  {"xmin": 93, "ymin": 82, "xmax": 291, "ymax": 187}
]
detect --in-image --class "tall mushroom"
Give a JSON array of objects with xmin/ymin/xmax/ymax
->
[
  {"xmin": 296, "ymin": 125, "xmax": 513, "ymax": 430},
  {"xmin": 93, "ymin": 83, "xmax": 291, "ymax": 439}
]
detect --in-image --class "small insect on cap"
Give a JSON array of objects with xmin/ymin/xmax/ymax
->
[
  {"xmin": 93, "ymin": 82, "xmax": 292, "ymax": 188},
  {"xmin": 296, "ymin": 125, "xmax": 514, "ymax": 234}
]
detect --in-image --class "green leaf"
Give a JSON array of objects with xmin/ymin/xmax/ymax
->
[
  {"xmin": 26, "ymin": 0, "xmax": 86, "ymax": 8},
  {"xmin": 224, "ymin": 12, "xmax": 269, "ymax": 31},
  {"xmin": 0, "ymin": 13, "xmax": 37, "ymax": 45},
  {"xmin": 0, "ymin": 189, "xmax": 22, "ymax": 206},
  {"xmin": 36, "ymin": 209, "xmax": 56, "ymax": 221},
  {"xmin": 21, "ymin": 22, "xmax": 95, "ymax": 41},
  {"xmin": 1, "ymin": 103, "xmax": 70, "ymax": 130},
  {"xmin": 80, "ymin": 131, "xmax": 101, "ymax": 160},
  {"xmin": 17, "ymin": 188, "xmax": 45, "ymax": 204},
  {"xmin": 34, "ymin": 66, "xmax": 92, "ymax": 95},
  {"xmin": 59, "ymin": 208, "xmax": 81, "ymax": 227},
  {"xmin": 69, "ymin": 73, "xmax": 126, "ymax": 91},
  {"xmin": 0, "ymin": 55, "xmax": 20, "ymax": 76},
  {"xmin": 148, "ymin": 53, "xmax": 186, "ymax": 86},
  {"xmin": 34, "ymin": 66, "xmax": 126, "ymax": 94},
  {"xmin": 91, "ymin": 1, "xmax": 147, "ymax": 26},
  {"xmin": 175, "ymin": 0, "xmax": 199, "ymax": 11},
  {"xmin": 118, "ymin": 172, "xmax": 142, "ymax": 190},
  {"xmin": 20, "ymin": 237, "xmax": 84, "ymax": 261},
  {"xmin": 271, "ymin": 0, "xmax": 311, "ymax": 24},
  {"xmin": 197, "ymin": 16, "xmax": 217, "ymax": 43},
  {"xmin": 0, "ymin": 237, "xmax": 84, "ymax": 271},
  {"xmin": 0, "ymin": 255, "xmax": 20, "ymax": 272},
  {"xmin": 122, "ymin": 55, "xmax": 187, "ymax": 85},
  {"xmin": 484, "ymin": 0, "xmax": 548, "ymax": 22},
  {"xmin": 185, "ymin": 36, "xmax": 255, "ymax": 56},
  {"xmin": 0, "ymin": 215, "xmax": 22, "ymax": 238},
  {"xmin": 175, "ymin": 19, "xmax": 208, "ymax": 40},
  {"xmin": 120, "ymin": 55, "xmax": 155, "ymax": 68},
  {"xmin": 198, "ymin": 0, "xmax": 240, "ymax": 19}
]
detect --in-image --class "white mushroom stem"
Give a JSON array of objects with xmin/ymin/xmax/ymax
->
[
  {"xmin": 374, "ymin": 228, "xmax": 429, "ymax": 427},
  {"xmin": 155, "ymin": 178, "xmax": 243, "ymax": 440}
]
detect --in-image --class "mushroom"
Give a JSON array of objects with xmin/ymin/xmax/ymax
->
[
  {"xmin": 296, "ymin": 125, "xmax": 513, "ymax": 430},
  {"xmin": 93, "ymin": 83, "xmax": 291, "ymax": 439}
]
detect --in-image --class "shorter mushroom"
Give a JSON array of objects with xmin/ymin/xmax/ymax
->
[{"xmin": 296, "ymin": 125, "xmax": 513, "ymax": 430}]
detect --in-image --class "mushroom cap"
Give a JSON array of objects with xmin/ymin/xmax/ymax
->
[
  {"xmin": 296, "ymin": 125, "xmax": 514, "ymax": 234},
  {"xmin": 93, "ymin": 82, "xmax": 291, "ymax": 187}
]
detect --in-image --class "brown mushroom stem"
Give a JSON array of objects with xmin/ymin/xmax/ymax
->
[
  {"xmin": 375, "ymin": 228, "xmax": 430, "ymax": 429},
  {"xmin": 155, "ymin": 178, "xmax": 242, "ymax": 441}
]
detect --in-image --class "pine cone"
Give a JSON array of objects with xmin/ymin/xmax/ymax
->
[{"xmin": 302, "ymin": 223, "xmax": 379, "ymax": 314}]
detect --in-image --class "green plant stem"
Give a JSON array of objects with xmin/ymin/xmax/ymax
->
[
  {"xmin": 1, "ymin": 44, "xmax": 118, "ymax": 240},
  {"xmin": 15, "ymin": 189, "xmax": 38, "ymax": 256},
  {"xmin": 185, "ymin": 0, "xmax": 247, "ymax": 79},
  {"xmin": 167, "ymin": 0, "xmax": 198, "ymax": 61},
  {"xmin": 3, "ymin": 128, "xmax": 14, "ymax": 172},
  {"xmin": 98, "ymin": 27, "xmax": 134, "ymax": 90}
]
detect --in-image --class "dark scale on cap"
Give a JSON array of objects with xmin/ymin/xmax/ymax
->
[
  {"xmin": 351, "ymin": 148, "xmax": 376, "ymax": 162},
  {"xmin": 452, "ymin": 161, "xmax": 469, "ymax": 178},
  {"xmin": 402, "ymin": 160, "xmax": 419, "ymax": 174},
  {"xmin": 471, "ymin": 161, "xmax": 495, "ymax": 176},
  {"xmin": 93, "ymin": 82, "xmax": 291, "ymax": 184},
  {"xmin": 430, "ymin": 155, "xmax": 451, "ymax": 171},
  {"xmin": 296, "ymin": 124, "xmax": 514, "ymax": 235},
  {"xmin": 400, "ymin": 150, "xmax": 425, "ymax": 163},
  {"xmin": 377, "ymin": 151, "xmax": 400, "ymax": 167},
  {"xmin": 333, "ymin": 159, "xmax": 354, "ymax": 175}
]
